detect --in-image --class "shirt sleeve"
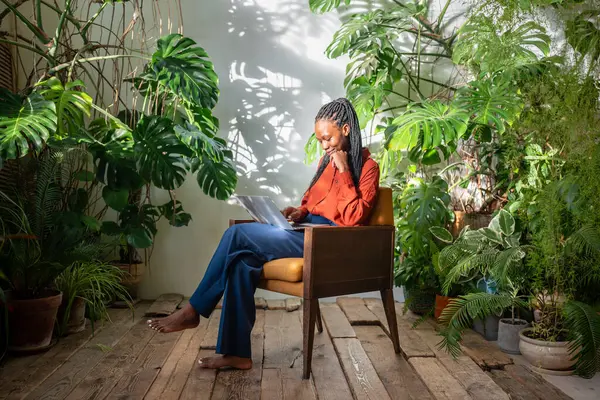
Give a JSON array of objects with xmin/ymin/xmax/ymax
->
[
  {"xmin": 332, "ymin": 161, "xmax": 380, "ymax": 226},
  {"xmin": 297, "ymin": 156, "xmax": 325, "ymax": 218}
]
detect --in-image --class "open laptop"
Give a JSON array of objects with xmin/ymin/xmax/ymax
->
[{"xmin": 234, "ymin": 195, "xmax": 327, "ymax": 231}]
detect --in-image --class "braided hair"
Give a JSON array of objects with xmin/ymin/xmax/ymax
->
[{"xmin": 308, "ymin": 98, "xmax": 364, "ymax": 189}]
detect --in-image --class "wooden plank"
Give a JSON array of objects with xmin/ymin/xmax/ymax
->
[
  {"xmin": 487, "ymin": 370, "xmax": 537, "ymax": 400},
  {"xmin": 408, "ymin": 357, "xmax": 472, "ymax": 400},
  {"xmin": 0, "ymin": 309, "xmax": 126, "ymax": 400},
  {"xmin": 143, "ymin": 317, "xmax": 208, "ymax": 400},
  {"xmin": 63, "ymin": 318, "xmax": 157, "ymax": 400},
  {"xmin": 22, "ymin": 303, "xmax": 150, "ymax": 400},
  {"xmin": 260, "ymin": 369, "xmax": 284, "ymax": 399},
  {"xmin": 105, "ymin": 327, "xmax": 183, "ymax": 399},
  {"xmin": 364, "ymin": 298, "xmax": 391, "ymax": 335},
  {"xmin": 320, "ymin": 303, "xmax": 356, "ymax": 338},
  {"xmin": 267, "ymin": 299, "xmax": 286, "ymax": 310},
  {"xmin": 411, "ymin": 324, "xmax": 509, "ymax": 400},
  {"xmin": 460, "ymin": 329, "xmax": 513, "ymax": 370},
  {"xmin": 332, "ymin": 338, "xmax": 392, "ymax": 400},
  {"xmin": 393, "ymin": 303, "xmax": 435, "ymax": 358},
  {"xmin": 263, "ymin": 310, "xmax": 302, "ymax": 368},
  {"xmin": 179, "ymin": 349, "xmax": 217, "ymax": 400},
  {"xmin": 144, "ymin": 293, "xmax": 184, "ymax": 317},
  {"xmin": 200, "ymin": 310, "xmax": 221, "ymax": 350},
  {"xmin": 286, "ymin": 298, "xmax": 302, "ymax": 312},
  {"xmin": 301, "ymin": 312, "xmax": 353, "ymax": 400},
  {"xmin": 501, "ymin": 364, "xmax": 572, "ymax": 400},
  {"xmin": 355, "ymin": 326, "xmax": 433, "ymax": 400},
  {"xmin": 336, "ymin": 297, "xmax": 379, "ymax": 325},
  {"xmin": 210, "ymin": 310, "xmax": 265, "ymax": 400},
  {"xmin": 264, "ymin": 309, "xmax": 317, "ymax": 399}
]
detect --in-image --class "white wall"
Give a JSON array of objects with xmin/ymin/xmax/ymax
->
[{"xmin": 140, "ymin": 0, "xmax": 352, "ymax": 300}]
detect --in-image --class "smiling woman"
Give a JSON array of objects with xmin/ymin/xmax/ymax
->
[{"xmin": 148, "ymin": 97, "xmax": 380, "ymax": 372}]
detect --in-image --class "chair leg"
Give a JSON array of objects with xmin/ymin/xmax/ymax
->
[
  {"xmin": 303, "ymin": 298, "xmax": 318, "ymax": 379},
  {"xmin": 381, "ymin": 288, "xmax": 400, "ymax": 353},
  {"xmin": 316, "ymin": 302, "xmax": 323, "ymax": 333}
]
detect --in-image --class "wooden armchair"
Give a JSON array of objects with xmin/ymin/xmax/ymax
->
[{"xmin": 229, "ymin": 187, "xmax": 400, "ymax": 379}]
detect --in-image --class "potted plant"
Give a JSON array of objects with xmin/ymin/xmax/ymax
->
[
  {"xmin": 435, "ymin": 209, "xmax": 532, "ymax": 346},
  {"xmin": 54, "ymin": 261, "xmax": 132, "ymax": 335},
  {"xmin": 392, "ymin": 176, "xmax": 453, "ymax": 316}
]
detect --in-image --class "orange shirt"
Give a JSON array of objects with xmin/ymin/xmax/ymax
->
[{"xmin": 298, "ymin": 148, "xmax": 380, "ymax": 226}]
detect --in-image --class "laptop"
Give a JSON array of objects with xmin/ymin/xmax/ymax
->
[{"xmin": 233, "ymin": 195, "xmax": 327, "ymax": 231}]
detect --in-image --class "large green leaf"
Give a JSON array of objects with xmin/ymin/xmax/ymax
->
[
  {"xmin": 194, "ymin": 153, "xmax": 237, "ymax": 201},
  {"xmin": 387, "ymin": 101, "xmax": 469, "ymax": 158},
  {"xmin": 36, "ymin": 78, "xmax": 92, "ymax": 136},
  {"xmin": 133, "ymin": 116, "xmax": 192, "ymax": 190},
  {"xmin": 174, "ymin": 108, "xmax": 225, "ymax": 162},
  {"xmin": 453, "ymin": 18, "xmax": 551, "ymax": 74},
  {"xmin": 430, "ymin": 226, "xmax": 454, "ymax": 243},
  {"xmin": 454, "ymin": 80, "xmax": 523, "ymax": 134},
  {"xmin": 309, "ymin": 0, "xmax": 350, "ymax": 13},
  {"xmin": 0, "ymin": 89, "xmax": 57, "ymax": 160},
  {"xmin": 158, "ymin": 200, "xmax": 192, "ymax": 227},
  {"xmin": 102, "ymin": 186, "xmax": 129, "ymax": 211},
  {"xmin": 564, "ymin": 301, "xmax": 600, "ymax": 379},
  {"xmin": 119, "ymin": 204, "xmax": 159, "ymax": 249},
  {"xmin": 139, "ymin": 34, "xmax": 219, "ymax": 109},
  {"xmin": 491, "ymin": 209, "xmax": 516, "ymax": 237},
  {"xmin": 400, "ymin": 176, "xmax": 451, "ymax": 228},
  {"xmin": 303, "ymin": 133, "xmax": 324, "ymax": 165}
]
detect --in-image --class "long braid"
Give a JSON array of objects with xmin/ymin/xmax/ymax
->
[{"xmin": 308, "ymin": 98, "xmax": 363, "ymax": 189}]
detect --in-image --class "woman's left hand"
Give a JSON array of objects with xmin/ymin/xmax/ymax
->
[{"xmin": 330, "ymin": 150, "xmax": 349, "ymax": 173}]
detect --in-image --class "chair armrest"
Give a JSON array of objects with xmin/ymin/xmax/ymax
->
[
  {"xmin": 302, "ymin": 225, "xmax": 395, "ymax": 298},
  {"xmin": 229, "ymin": 219, "xmax": 255, "ymax": 227}
]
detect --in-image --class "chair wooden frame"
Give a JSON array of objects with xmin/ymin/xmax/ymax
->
[{"xmin": 229, "ymin": 219, "xmax": 401, "ymax": 379}]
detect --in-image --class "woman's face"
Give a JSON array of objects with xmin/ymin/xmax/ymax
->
[{"xmin": 314, "ymin": 119, "xmax": 350, "ymax": 156}]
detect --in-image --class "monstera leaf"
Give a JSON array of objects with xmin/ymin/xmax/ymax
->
[
  {"xmin": 387, "ymin": 100, "xmax": 469, "ymax": 157},
  {"xmin": 133, "ymin": 116, "xmax": 192, "ymax": 190},
  {"xmin": 400, "ymin": 176, "xmax": 451, "ymax": 228},
  {"xmin": 36, "ymin": 78, "xmax": 92, "ymax": 136},
  {"xmin": 453, "ymin": 18, "xmax": 550, "ymax": 74},
  {"xmin": 0, "ymin": 89, "xmax": 57, "ymax": 160},
  {"xmin": 304, "ymin": 133, "xmax": 324, "ymax": 165},
  {"xmin": 454, "ymin": 80, "xmax": 523, "ymax": 134},
  {"xmin": 137, "ymin": 34, "xmax": 219, "ymax": 109},
  {"xmin": 194, "ymin": 153, "xmax": 237, "ymax": 201},
  {"xmin": 158, "ymin": 200, "xmax": 192, "ymax": 227},
  {"xmin": 119, "ymin": 204, "xmax": 160, "ymax": 248},
  {"xmin": 174, "ymin": 108, "xmax": 225, "ymax": 162},
  {"xmin": 309, "ymin": 0, "xmax": 350, "ymax": 13}
]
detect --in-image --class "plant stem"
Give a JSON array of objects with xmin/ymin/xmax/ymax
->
[
  {"xmin": 0, "ymin": 0, "xmax": 51, "ymax": 44},
  {"xmin": 0, "ymin": 0, "xmax": 27, "ymax": 24},
  {"xmin": 40, "ymin": 0, "xmax": 87, "ymax": 44},
  {"xmin": 436, "ymin": 0, "xmax": 453, "ymax": 32},
  {"xmin": 81, "ymin": 2, "xmax": 108, "ymax": 39},
  {"xmin": 0, "ymin": 38, "xmax": 51, "ymax": 60},
  {"xmin": 35, "ymin": 0, "xmax": 43, "ymax": 31},
  {"xmin": 49, "ymin": 0, "xmax": 73, "ymax": 58},
  {"xmin": 48, "ymin": 54, "xmax": 150, "ymax": 74}
]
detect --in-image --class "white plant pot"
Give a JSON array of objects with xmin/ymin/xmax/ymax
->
[{"xmin": 519, "ymin": 328, "xmax": 577, "ymax": 375}]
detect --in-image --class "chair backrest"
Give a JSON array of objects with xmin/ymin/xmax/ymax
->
[{"xmin": 368, "ymin": 187, "xmax": 394, "ymax": 226}]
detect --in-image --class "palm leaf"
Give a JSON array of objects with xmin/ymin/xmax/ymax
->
[
  {"xmin": 36, "ymin": 78, "xmax": 92, "ymax": 137},
  {"xmin": 309, "ymin": 0, "xmax": 350, "ymax": 13},
  {"xmin": 454, "ymin": 80, "xmax": 523, "ymax": 134},
  {"xmin": 442, "ymin": 249, "xmax": 498, "ymax": 295},
  {"xmin": 566, "ymin": 11, "xmax": 600, "ymax": 63},
  {"xmin": 564, "ymin": 301, "xmax": 600, "ymax": 379},
  {"xmin": 194, "ymin": 152, "xmax": 237, "ymax": 201},
  {"xmin": 32, "ymin": 151, "xmax": 64, "ymax": 239},
  {"xmin": 491, "ymin": 246, "xmax": 526, "ymax": 286},
  {"xmin": 566, "ymin": 225, "xmax": 600, "ymax": 257},
  {"xmin": 0, "ymin": 89, "xmax": 57, "ymax": 160},
  {"xmin": 387, "ymin": 101, "xmax": 469, "ymax": 155},
  {"xmin": 132, "ymin": 116, "xmax": 192, "ymax": 190}
]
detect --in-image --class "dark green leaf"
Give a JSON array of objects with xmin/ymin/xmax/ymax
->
[
  {"xmin": 81, "ymin": 215, "xmax": 102, "ymax": 231},
  {"xmin": 101, "ymin": 221, "xmax": 122, "ymax": 236},
  {"xmin": 430, "ymin": 226, "xmax": 454, "ymax": 243},
  {"xmin": 36, "ymin": 78, "xmax": 92, "ymax": 136},
  {"xmin": 102, "ymin": 186, "xmax": 129, "ymax": 211},
  {"xmin": 74, "ymin": 170, "xmax": 95, "ymax": 181},
  {"xmin": 68, "ymin": 188, "xmax": 89, "ymax": 213},
  {"xmin": 127, "ymin": 227, "xmax": 153, "ymax": 249},
  {"xmin": 194, "ymin": 153, "xmax": 237, "ymax": 200},
  {"xmin": 158, "ymin": 200, "xmax": 192, "ymax": 227}
]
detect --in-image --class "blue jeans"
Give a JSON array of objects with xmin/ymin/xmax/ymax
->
[{"xmin": 189, "ymin": 214, "xmax": 334, "ymax": 358}]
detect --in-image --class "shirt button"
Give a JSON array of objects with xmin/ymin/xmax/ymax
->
[{"xmin": 335, "ymin": 179, "xmax": 339, "ymax": 184}]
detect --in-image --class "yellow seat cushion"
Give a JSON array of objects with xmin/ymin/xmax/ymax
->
[
  {"xmin": 258, "ymin": 279, "xmax": 303, "ymax": 297},
  {"xmin": 262, "ymin": 258, "xmax": 304, "ymax": 282},
  {"xmin": 368, "ymin": 187, "xmax": 394, "ymax": 226}
]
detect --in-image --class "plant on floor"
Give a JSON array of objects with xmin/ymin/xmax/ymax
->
[{"xmin": 54, "ymin": 261, "xmax": 132, "ymax": 335}]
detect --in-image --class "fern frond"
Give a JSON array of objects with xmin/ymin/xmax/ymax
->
[
  {"xmin": 442, "ymin": 249, "xmax": 497, "ymax": 295},
  {"xmin": 566, "ymin": 225, "xmax": 600, "ymax": 258},
  {"xmin": 32, "ymin": 151, "xmax": 63, "ymax": 239},
  {"xmin": 491, "ymin": 246, "xmax": 526, "ymax": 286},
  {"xmin": 564, "ymin": 301, "xmax": 600, "ymax": 379}
]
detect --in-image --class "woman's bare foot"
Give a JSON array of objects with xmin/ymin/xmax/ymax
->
[
  {"xmin": 147, "ymin": 303, "xmax": 200, "ymax": 333},
  {"xmin": 198, "ymin": 355, "xmax": 253, "ymax": 370}
]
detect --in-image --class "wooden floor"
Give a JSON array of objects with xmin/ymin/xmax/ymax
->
[{"xmin": 0, "ymin": 297, "xmax": 574, "ymax": 400}]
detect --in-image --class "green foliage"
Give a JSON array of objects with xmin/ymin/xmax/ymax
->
[
  {"xmin": 566, "ymin": 11, "xmax": 600, "ymax": 65},
  {"xmin": 36, "ymin": 78, "xmax": 92, "ymax": 136},
  {"xmin": 309, "ymin": 0, "xmax": 350, "ymax": 13},
  {"xmin": 0, "ymin": 90, "xmax": 57, "ymax": 160},
  {"xmin": 564, "ymin": 301, "xmax": 600, "ymax": 378},
  {"xmin": 438, "ymin": 291, "xmax": 529, "ymax": 358}
]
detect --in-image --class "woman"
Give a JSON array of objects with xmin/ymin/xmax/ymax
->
[{"xmin": 148, "ymin": 98, "xmax": 380, "ymax": 370}]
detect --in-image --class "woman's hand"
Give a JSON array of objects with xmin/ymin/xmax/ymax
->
[
  {"xmin": 330, "ymin": 150, "xmax": 349, "ymax": 173},
  {"xmin": 282, "ymin": 207, "xmax": 305, "ymax": 222}
]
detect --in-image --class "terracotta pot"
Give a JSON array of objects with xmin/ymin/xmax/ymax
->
[
  {"xmin": 57, "ymin": 297, "xmax": 86, "ymax": 335},
  {"xmin": 435, "ymin": 295, "xmax": 454, "ymax": 320},
  {"xmin": 498, "ymin": 318, "xmax": 528, "ymax": 354},
  {"xmin": 7, "ymin": 290, "xmax": 62, "ymax": 352},
  {"xmin": 519, "ymin": 328, "xmax": 578, "ymax": 373},
  {"xmin": 450, "ymin": 211, "xmax": 493, "ymax": 238}
]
